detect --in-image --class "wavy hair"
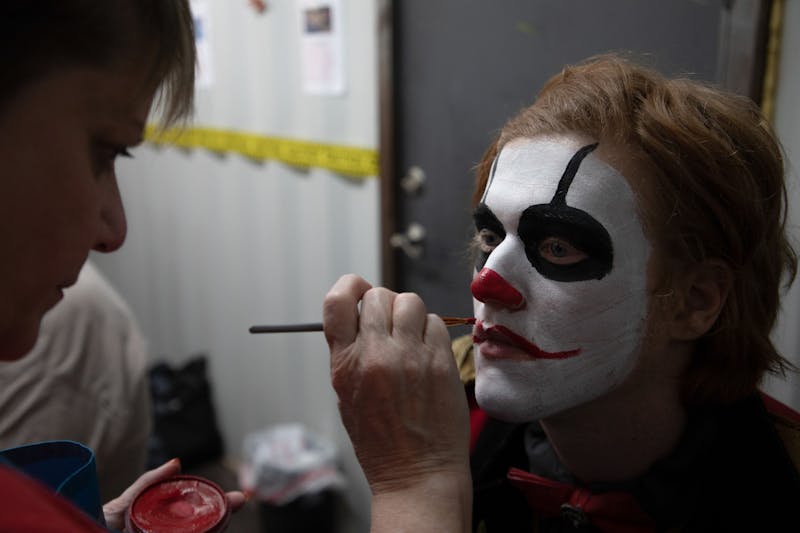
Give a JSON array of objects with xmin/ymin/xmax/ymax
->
[{"xmin": 473, "ymin": 54, "xmax": 797, "ymax": 405}]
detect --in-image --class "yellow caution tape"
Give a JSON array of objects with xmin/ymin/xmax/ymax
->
[{"xmin": 144, "ymin": 125, "xmax": 379, "ymax": 179}]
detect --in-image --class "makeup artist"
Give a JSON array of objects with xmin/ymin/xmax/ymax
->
[
  {"xmin": 0, "ymin": 2, "xmax": 244, "ymax": 530},
  {"xmin": 323, "ymin": 55, "xmax": 800, "ymax": 532}
]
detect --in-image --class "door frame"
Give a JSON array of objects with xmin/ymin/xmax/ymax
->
[{"xmin": 377, "ymin": 0, "xmax": 396, "ymax": 287}]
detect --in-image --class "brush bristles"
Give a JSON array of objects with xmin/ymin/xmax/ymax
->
[{"xmin": 441, "ymin": 317, "xmax": 476, "ymax": 327}]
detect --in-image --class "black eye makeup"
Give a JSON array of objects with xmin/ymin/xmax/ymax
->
[
  {"xmin": 518, "ymin": 143, "xmax": 612, "ymax": 281},
  {"xmin": 472, "ymin": 203, "xmax": 506, "ymax": 270},
  {"xmin": 473, "ymin": 143, "xmax": 614, "ymax": 282}
]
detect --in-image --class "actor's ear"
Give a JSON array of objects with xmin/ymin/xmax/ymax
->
[{"xmin": 669, "ymin": 260, "xmax": 732, "ymax": 341}]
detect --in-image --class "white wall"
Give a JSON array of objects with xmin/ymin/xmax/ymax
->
[
  {"xmin": 93, "ymin": 153, "xmax": 377, "ymax": 529},
  {"xmin": 765, "ymin": 0, "xmax": 800, "ymax": 410},
  {"xmin": 92, "ymin": 1, "xmax": 378, "ymax": 530}
]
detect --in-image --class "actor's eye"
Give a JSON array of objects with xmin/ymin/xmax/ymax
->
[
  {"xmin": 538, "ymin": 237, "xmax": 587, "ymax": 265},
  {"xmin": 476, "ymin": 228, "xmax": 503, "ymax": 253},
  {"xmin": 472, "ymin": 203, "xmax": 506, "ymax": 271}
]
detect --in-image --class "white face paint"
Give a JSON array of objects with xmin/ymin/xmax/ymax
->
[{"xmin": 471, "ymin": 134, "xmax": 651, "ymax": 422}]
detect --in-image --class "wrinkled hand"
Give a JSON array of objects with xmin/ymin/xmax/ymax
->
[
  {"xmin": 322, "ymin": 274, "xmax": 471, "ymax": 495},
  {"xmin": 103, "ymin": 459, "xmax": 247, "ymax": 531}
]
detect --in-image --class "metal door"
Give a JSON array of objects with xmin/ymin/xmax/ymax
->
[{"xmin": 380, "ymin": 0, "xmax": 771, "ymax": 322}]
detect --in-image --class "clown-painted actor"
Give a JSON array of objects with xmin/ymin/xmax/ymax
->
[{"xmin": 322, "ymin": 55, "xmax": 800, "ymax": 533}]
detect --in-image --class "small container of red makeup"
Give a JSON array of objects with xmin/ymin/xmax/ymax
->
[{"xmin": 125, "ymin": 475, "xmax": 231, "ymax": 533}]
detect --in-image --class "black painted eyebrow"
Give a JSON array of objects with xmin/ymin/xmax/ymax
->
[{"xmin": 550, "ymin": 142, "xmax": 599, "ymax": 206}]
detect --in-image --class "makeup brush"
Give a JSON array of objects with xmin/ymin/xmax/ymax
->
[
  {"xmin": 440, "ymin": 316, "xmax": 476, "ymax": 327},
  {"xmin": 249, "ymin": 317, "xmax": 475, "ymax": 334}
]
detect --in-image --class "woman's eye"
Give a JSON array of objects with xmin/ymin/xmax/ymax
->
[
  {"xmin": 538, "ymin": 237, "xmax": 587, "ymax": 265},
  {"xmin": 106, "ymin": 145, "xmax": 133, "ymax": 163},
  {"xmin": 476, "ymin": 228, "xmax": 503, "ymax": 252},
  {"xmin": 93, "ymin": 143, "xmax": 133, "ymax": 176},
  {"xmin": 114, "ymin": 147, "xmax": 133, "ymax": 159}
]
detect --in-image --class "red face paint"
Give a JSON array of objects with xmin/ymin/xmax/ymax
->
[
  {"xmin": 471, "ymin": 268, "xmax": 525, "ymax": 309},
  {"xmin": 125, "ymin": 475, "xmax": 231, "ymax": 533}
]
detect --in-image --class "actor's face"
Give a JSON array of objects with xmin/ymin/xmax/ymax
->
[{"xmin": 471, "ymin": 134, "xmax": 651, "ymax": 422}]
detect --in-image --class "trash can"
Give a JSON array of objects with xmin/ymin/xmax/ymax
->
[
  {"xmin": 258, "ymin": 488, "xmax": 335, "ymax": 533},
  {"xmin": 239, "ymin": 424, "xmax": 345, "ymax": 533}
]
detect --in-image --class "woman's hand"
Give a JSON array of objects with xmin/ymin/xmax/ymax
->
[
  {"xmin": 102, "ymin": 459, "xmax": 247, "ymax": 531},
  {"xmin": 323, "ymin": 274, "xmax": 472, "ymax": 532}
]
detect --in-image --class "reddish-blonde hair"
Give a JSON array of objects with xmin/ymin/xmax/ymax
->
[{"xmin": 473, "ymin": 54, "xmax": 797, "ymax": 405}]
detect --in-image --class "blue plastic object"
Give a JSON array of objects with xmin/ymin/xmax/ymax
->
[{"xmin": 0, "ymin": 440, "xmax": 105, "ymax": 526}]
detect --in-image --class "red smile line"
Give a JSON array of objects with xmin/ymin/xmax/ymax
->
[{"xmin": 472, "ymin": 321, "xmax": 581, "ymax": 359}]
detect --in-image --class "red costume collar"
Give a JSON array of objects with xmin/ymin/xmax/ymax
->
[{"xmin": 506, "ymin": 467, "xmax": 656, "ymax": 532}]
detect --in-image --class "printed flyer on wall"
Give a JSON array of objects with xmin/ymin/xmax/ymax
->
[{"xmin": 298, "ymin": 0, "xmax": 345, "ymax": 95}]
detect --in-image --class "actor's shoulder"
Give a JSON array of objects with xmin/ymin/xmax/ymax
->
[
  {"xmin": 762, "ymin": 393, "xmax": 800, "ymax": 472},
  {"xmin": 451, "ymin": 334, "xmax": 475, "ymax": 385}
]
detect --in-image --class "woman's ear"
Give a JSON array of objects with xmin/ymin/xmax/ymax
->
[{"xmin": 668, "ymin": 260, "xmax": 733, "ymax": 341}]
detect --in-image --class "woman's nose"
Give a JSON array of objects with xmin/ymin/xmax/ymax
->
[
  {"xmin": 93, "ymin": 182, "xmax": 127, "ymax": 253},
  {"xmin": 470, "ymin": 268, "xmax": 525, "ymax": 310}
]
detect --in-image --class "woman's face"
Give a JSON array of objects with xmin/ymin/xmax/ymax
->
[
  {"xmin": 470, "ymin": 134, "xmax": 652, "ymax": 422},
  {"xmin": 0, "ymin": 65, "xmax": 152, "ymax": 359}
]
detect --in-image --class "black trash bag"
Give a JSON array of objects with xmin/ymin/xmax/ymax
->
[
  {"xmin": 259, "ymin": 490, "xmax": 336, "ymax": 533},
  {"xmin": 146, "ymin": 355, "xmax": 224, "ymax": 469}
]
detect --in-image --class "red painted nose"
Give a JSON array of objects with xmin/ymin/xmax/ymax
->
[{"xmin": 470, "ymin": 268, "xmax": 525, "ymax": 310}]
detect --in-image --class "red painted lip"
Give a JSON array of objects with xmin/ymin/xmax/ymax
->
[{"xmin": 472, "ymin": 321, "xmax": 581, "ymax": 360}]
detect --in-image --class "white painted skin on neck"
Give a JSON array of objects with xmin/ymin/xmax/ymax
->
[{"xmin": 472, "ymin": 134, "xmax": 651, "ymax": 422}]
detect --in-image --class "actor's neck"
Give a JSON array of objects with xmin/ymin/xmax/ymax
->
[{"xmin": 540, "ymin": 351, "xmax": 688, "ymax": 484}]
